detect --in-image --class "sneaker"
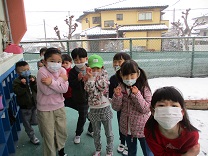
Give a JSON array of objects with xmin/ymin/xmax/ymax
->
[
  {"xmin": 74, "ymin": 136, "xmax": 81, "ymax": 144},
  {"xmin": 122, "ymin": 147, "xmax": 128, "ymax": 156},
  {"xmin": 106, "ymin": 152, "xmax": 113, "ymax": 156},
  {"xmin": 30, "ymin": 136, "xmax": 40, "ymax": 145},
  {"xmin": 117, "ymin": 144, "xmax": 125, "ymax": 153},
  {"xmin": 93, "ymin": 151, "xmax": 101, "ymax": 156},
  {"xmin": 87, "ymin": 131, "xmax": 94, "ymax": 137}
]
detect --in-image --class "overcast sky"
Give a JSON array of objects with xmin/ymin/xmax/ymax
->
[{"xmin": 22, "ymin": 0, "xmax": 208, "ymax": 40}]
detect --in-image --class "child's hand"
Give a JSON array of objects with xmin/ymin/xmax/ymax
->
[
  {"xmin": 114, "ymin": 86, "xmax": 122, "ymax": 96},
  {"xmin": 182, "ymin": 144, "xmax": 200, "ymax": 156},
  {"xmin": 78, "ymin": 73, "xmax": 83, "ymax": 81},
  {"xmin": 131, "ymin": 86, "xmax": 139, "ymax": 94},
  {"xmin": 82, "ymin": 75, "xmax": 88, "ymax": 82},
  {"xmin": 59, "ymin": 74, "xmax": 68, "ymax": 81},
  {"xmin": 86, "ymin": 67, "xmax": 93, "ymax": 78},
  {"xmin": 30, "ymin": 77, "xmax": 35, "ymax": 82},
  {"xmin": 41, "ymin": 77, "xmax": 52, "ymax": 86},
  {"xmin": 21, "ymin": 78, "xmax": 26, "ymax": 85}
]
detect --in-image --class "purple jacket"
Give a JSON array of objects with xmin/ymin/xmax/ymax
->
[{"xmin": 112, "ymin": 84, "xmax": 152, "ymax": 138}]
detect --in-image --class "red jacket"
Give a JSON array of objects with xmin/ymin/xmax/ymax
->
[
  {"xmin": 144, "ymin": 124, "xmax": 199, "ymax": 156},
  {"xmin": 63, "ymin": 68, "xmax": 72, "ymax": 99}
]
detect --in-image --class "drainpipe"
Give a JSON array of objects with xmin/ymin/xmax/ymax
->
[{"xmin": 3, "ymin": 0, "xmax": 13, "ymax": 43}]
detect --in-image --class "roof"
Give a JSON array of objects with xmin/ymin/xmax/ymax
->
[
  {"xmin": 119, "ymin": 24, "xmax": 168, "ymax": 31},
  {"xmin": 80, "ymin": 24, "xmax": 168, "ymax": 36},
  {"xmin": 80, "ymin": 27, "xmax": 117, "ymax": 36},
  {"xmin": 194, "ymin": 24, "xmax": 208, "ymax": 30},
  {"xmin": 95, "ymin": 0, "xmax": 168, "ymax": 11},
  {"xmin": 76, "ymin": 0, "xmax": 168, "ymax": 21}
]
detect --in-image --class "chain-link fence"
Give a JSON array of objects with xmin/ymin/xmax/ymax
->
[{"xmin": 20, "ymin": 37, "xmax": 208, "ymax": 78}]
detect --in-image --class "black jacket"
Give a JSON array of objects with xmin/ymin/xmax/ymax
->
[{"xmin": 68, "ymin": 67, "xmax": 88, "ymax": 105}]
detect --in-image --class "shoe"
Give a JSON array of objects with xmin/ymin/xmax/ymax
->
[
  {"xmin": 74, "ymin": 136, "xmax": 81, "ymax": 144},
  {"xmin": 87, "ymin": 131, "xmax": 94, "ymax": 137},
  {"xmin": 93, "ymin": 151, "xmax": 101, "ymax": 156},
  {"xmin": 117, "ymin": 144, "xmax": 125, "ymax": 153},
  {"xmin": 106, "ymin": 152, "xmax": 113, "ymax": 156},
  {"xmin": 30, "ymin": 136, "xmax": 40, "ymax": 145},
  {"xmin": 122, "ymin": 147, "xmax": 128, "ymax": 156}
]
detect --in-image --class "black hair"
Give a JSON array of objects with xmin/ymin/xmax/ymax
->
[
  {"xmin": 39, "ymin": 47, "xmax": 47, "ymax": 56},
  {"xmin": 117, "ymin": 59, "xmax": 150, "ymax": 95},
  {"xmin": 113, "ymin": 52, "xmax": 131, "ymax": 61},
  {"xmin": 62, "ymin": 54, "xmax": 72, "ymax": 63},
  {"xmin": 71, "ymin": 47, "xmax": 87, "ymax": 60},
  {"xmin": 44, "ymin": 47, "xmax": 61, "ymax": 60},
  {"xmin": 15, "ymin": 61, "xmax": 28, "ymax": 71},
  {"xmin": 145, "ymin": 86, "xmax": 199, "ymax": 139}
]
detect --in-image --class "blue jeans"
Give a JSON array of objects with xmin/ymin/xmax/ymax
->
[{"xmin": 126, "ymin": 135, "xmax": 153, "ymax": 156}]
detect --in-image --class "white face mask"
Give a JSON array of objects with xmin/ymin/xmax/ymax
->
[
  {"xmin": 47, "ymin": 62, "xmax": 62, "ymax": 73},
  {"xmin": 154, "ymin": 107, "xmax": 183, "ymax": 130},
  {"xmin": 114, "ymin": 65, "xmax": 120, "ymax": 72},
  {"xmin": 92, "ymin": 72, "xmax": 101, "ymax": 77},
  {"xmin": 123, "ymin": 78, "xmax": 137, "ymax": 86},
  {"xmin": 75, "ymin": 63, "xmax": 85, "ymax": 69}
]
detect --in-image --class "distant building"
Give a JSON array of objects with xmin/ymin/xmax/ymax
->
[
  {"xmin": 76, "ymin": 0, "xmax": 169, "ymax": 51},
  {"xmin": 193, "ymin": 15, "xmax": 208, "ymax": 36}
]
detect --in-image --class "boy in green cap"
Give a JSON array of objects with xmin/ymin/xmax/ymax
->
[{"xmin": 84, "ymin": 54, "xmax": 114, "ymax": 156}]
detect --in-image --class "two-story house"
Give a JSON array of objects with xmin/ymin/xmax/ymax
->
[
  {"xmin": 193, "ymin": 15, "xmax": 208, "ymax": 36},
  {"xmin": 76, "ymin": 0, "xmax": 169, "ymax": 51}
]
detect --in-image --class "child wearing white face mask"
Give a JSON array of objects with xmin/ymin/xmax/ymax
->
[
  {"xmin": 68, "ymin": 47, "xmax": 93, "ymax": 144},
  {"xmin": 144, "ymin": 86, "xmax": 200, "ymax": 156},
  {"xmin": 84, "ymin": 54, "xmax": 114, "ymax": 156},
  {"xmin": 112, "ymin": 60, "xmax": 153, "ymax": 156},
  {"xmin": 36, "ymin": 47, "xmax": 68, "ymax": 156}
]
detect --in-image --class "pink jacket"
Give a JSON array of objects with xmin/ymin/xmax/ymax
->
[
  {"xmin": 112, "ymin": 85, "xmax": 152, "ymax": 138},
  {"xmin": 37, "ymin": 66, "xmax": 68, "ymax": 111}
]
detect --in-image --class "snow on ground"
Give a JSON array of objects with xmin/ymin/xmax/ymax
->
[{"xmin": 148, "ymin": 77, "xmax": 208, "ymax": 156}]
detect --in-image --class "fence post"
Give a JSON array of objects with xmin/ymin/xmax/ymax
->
[
  {"xmin": 190, "ymin": 37, "xmax": 195, "ymax": 78},
  {"xmin": 130, "ymin": 38, "xmax": 132, "ymax": 58},
  {"xmin": 66, "ymin": 41, "xmax": 70, "ymax": 55}
]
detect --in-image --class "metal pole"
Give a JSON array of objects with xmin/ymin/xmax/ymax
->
[{"xmin": 43, "ymin": 19, "xmax": 47, "ymax": 46}]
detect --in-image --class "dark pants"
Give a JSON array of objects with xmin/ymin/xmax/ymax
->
[
  {"xmin": 126, "ymin": 135, "xmax": 153, "ymax": 156},
  {"xmin": 64, "ymin": 98, "xmax": 93, "ymax": 136},
  {"xmin": 117, "ymin": 111, "xmax": 126, "ymax": 145}
]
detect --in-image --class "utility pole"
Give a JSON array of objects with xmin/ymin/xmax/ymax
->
[{"xmin": 43, "ymin": 19, "xmax": 47, "ymax": 46}]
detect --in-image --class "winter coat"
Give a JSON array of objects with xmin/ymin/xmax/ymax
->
[{"xmin": 112, "ymin": 84, "xmax": 152, "ymax": 138}]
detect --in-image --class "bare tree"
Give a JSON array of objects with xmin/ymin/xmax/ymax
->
[
  {"xmin": 171, "ymin": 9, "xmax": 206, "ymax": 50},
  {"xmin": 54, "ymin": 15, "xmax": 78, "ymax": 51}
]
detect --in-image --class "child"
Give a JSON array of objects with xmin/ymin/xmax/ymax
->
[
  {"xmin": 112, "ymin": 60, "xmax": 153, "ymax": 156},
  {"xmin": 61, "ymin": 54, "xmax": 72, "ymax": 100},
  {"xmin": 67, "ymin": 47, "xmax": 93, "ymax": 144},
  {"xmin": 37, "ymin": 47, "xmax": 47, "ymax": 69},
  {"xmin": 109, "ymin": 52, "xmax": 131, "ymax": 156},
  {"xmin": 144, "ymin": 86, "xmax": 200, "ymax": 156},
  {"xmin": 36, "ymin": 47, "xmax": 68, "ymax": 156},
  {"xmin": 13, "ymin": 61, "xmax": 40, "ymax": 145},
  {"xmin": 84, "ymin": 54, "xmax": 114, "ymax": 156}
]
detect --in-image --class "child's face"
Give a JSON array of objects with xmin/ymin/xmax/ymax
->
[
  {"xmin": 38, "ymin": 62, "xmax": 44, "ymax": 69},
  {"xmin": 113, "ymin": 58, "xmax": 125, "ymax": 67},
  {"xmin": 91, "ymin": 67, "xmax": 102, "ymax": 73},
  {"xmin": 121, "ymin": 72, "xmax": 139, "ymax": 80},
  {"xmin": 45, "ymin": 54, "xmax": 62, "ymax": 65},
  {"xmin": 155, "ymin": 100, "xmax": 181, "ymax": 108},
  {"xmin": 62, "ymin": 61, "xmax": 72, "ymax": 69},
  {"xmin": 17, "ymin": 65, "xmax": 30, "ymax": 75},
  {"xmin": 73, "ymin": 56, "xmax": 87, "ymax": 64}
]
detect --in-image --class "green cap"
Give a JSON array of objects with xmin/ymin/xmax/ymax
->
[{"xmin": 88, "ymin": 54, "xmax": 103, "ymax": 68}]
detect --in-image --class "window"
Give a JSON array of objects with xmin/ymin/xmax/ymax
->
[
  {"xmin": 203, "ymin": 32, "xmax": 207, "ymax": 36},
  {"xmin": 104, "ymin": 20, "xmax": 114, "ymax": 27},
  {"xmin": 116, "ymin": 14, "xmax": 123, "ymax": 21},
  {"xmin": 138, "ymin": 12, "xmax": 152, "ymax": 20},
  {"xmin": 92, "ymin": 17, "xmax": 101, "ymax": 24}
]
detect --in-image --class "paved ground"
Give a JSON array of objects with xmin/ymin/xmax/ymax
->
[{"xmin": 14, "ymin": 107, "xmax": 144, "ymax": 156}]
